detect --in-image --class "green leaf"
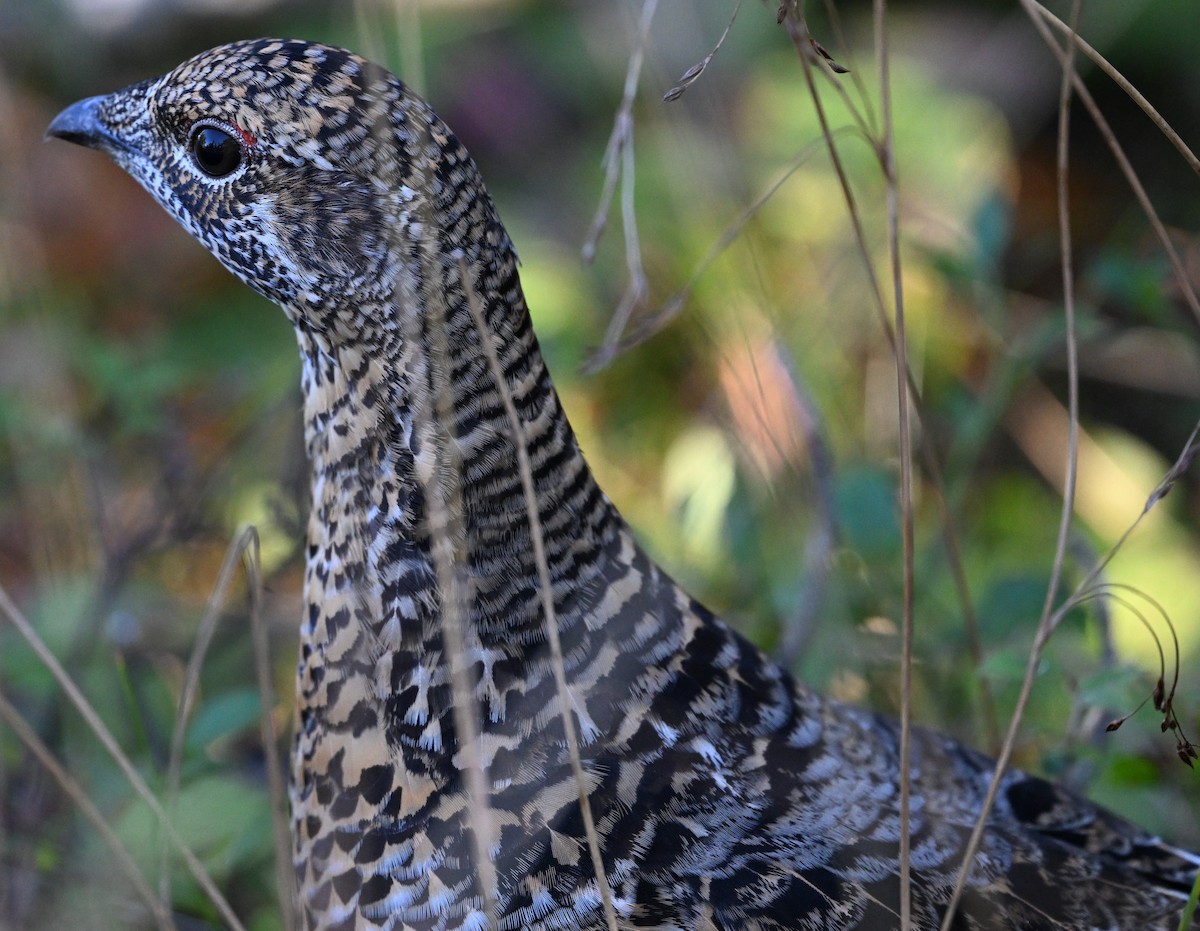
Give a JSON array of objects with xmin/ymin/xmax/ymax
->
[
  {"xmin": 115, "ymin": 772, "xmax": 271, "ymax": 880},
  {"xmin": 979, "ymin": 646, "xmax": 1048, "ymax": 684},
  {"xmin": 834, "ymin": 466, "xmax": 900, "ymax": 561},
  {"xmin": 185, "ymin": 688, "xmax": 262, "ymax": 752},
  {"xmin": 1077, "ymin": 665, "xmax": 1144, "ymax": 711}
]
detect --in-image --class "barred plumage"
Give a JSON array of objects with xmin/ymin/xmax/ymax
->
[{"xmin": 49, "ymin": 38, "xmax": 1198, "ymax": 931}]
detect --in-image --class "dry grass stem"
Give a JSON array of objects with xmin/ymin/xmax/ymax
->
[
  {"xmin": 1055, "ymin": 421, "xmax": 1199, "ymax": 629},
  {"xmin": 0, "ymin": 582, "xmax": 248, "ymax": 931},
  {"xmin": 16, "ymin": 9, "xmax": 1199, "ymax": 930},
  {"xmin": 355, "ymin": 17, "xmax": 499, "ymax": 920},
  {"xmin": 1144, "ymin": 420, "xmax": 1200, "ymax": 515},
  {"xmin": 351, "ymin": 0, "xmax": 424, "ymax": 93},
  {"xmin": 425, "ymin": 268, "xmax": 500, "ymax": 927},
  {"xmin": 1069, "ymin": 537, "xmax": 1116, "ymax": 667},
  {"xmin": 637, "ymin": 45, "xmax": 1003, "ymax": 739},
  {"xmin": 594, "ymin": 15, "xmax": 985, "ymax": 770},
  {"xmin": 0, "ymin": 689, "xmax": 177, "ymax": 931},
  {"xmin": 783, "ymin": 0, "xmax": 1002, "ymax": 790},
  {"xmin": 785, "ymin": 9, "xmax": 1028, "ymax": 875},
  {"xmin": 781, "ymin": 10, "xmax": 903, "ymax": 404},
  {"xmin": 662, "ymin": 0, "xmax": 745, "ymax": 101},
  {"xmin": 1010, "ymin": 418, "xmax": 1199, "ymax": 631},
  {"xmin": 1020, "ymin": 1, "xmax": 1200, "ymax": 328},
  {"xmin": 1029, "ymin": 0, "xmax": 1200, "ymax": 178},
  {"xmin": 395, "ymin": 0, "xmax": 426, "ymax": 99},
  {"xmin": 819, "ymin": 0, "xmax": 878, "ymax": 129},
  {"xmin": 1066, "ymin": 584, "xmax": 1196, "ymax": 769},
  {"xmin": 871, "ymin": 3, "xmax": 915, "ymax": 926},
  {"xmin": 1074, "ymin": 586, "xmax": 1168, "ymax": 688},
  {"xmin": 459, "ymin": 258, "xmax": 620, "ymax": 931},
  {"xmin": 940, "ymin": 3, "xmax": 1086, "ymax": 922}
]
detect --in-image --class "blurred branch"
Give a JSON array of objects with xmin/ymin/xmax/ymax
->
[
  {"xmin": 581, "ymin": 0, "xmax": 659, "ymax": 370},
  {"xmin": 586, "ymin": 138, "xmax": 828, "ymax": 369},
  {"xmin": 774, "ymin": 348, "xmax": 838, "ymax": 668}
]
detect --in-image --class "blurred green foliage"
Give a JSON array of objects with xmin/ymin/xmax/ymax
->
[{"xmin": 2, "ymin": 2, "xmax": 1200, "ymax": 928}]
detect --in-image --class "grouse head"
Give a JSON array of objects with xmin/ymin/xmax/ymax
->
[{"xmin": 48, "ymin": 38, "xmax": 515, "ymax": 345}]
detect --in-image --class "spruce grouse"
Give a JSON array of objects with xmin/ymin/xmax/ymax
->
[{"xmin": 48, "ymin": 38, "xmax": 1199, "ymax": 931}]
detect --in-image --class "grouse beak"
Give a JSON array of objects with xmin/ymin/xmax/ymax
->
[{"xmin": 46, "ymin": 95, "xmax": 117, "ymax": 151}]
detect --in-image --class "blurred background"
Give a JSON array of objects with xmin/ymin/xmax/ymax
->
[{"xmin": 2, "ymin": 1, "xmax": 1200, "ymax": 928}]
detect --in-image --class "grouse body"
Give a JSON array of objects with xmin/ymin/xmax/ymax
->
[{"xmin": 49, "ymin": 38, "xmax": 1198, "ymax": 931}]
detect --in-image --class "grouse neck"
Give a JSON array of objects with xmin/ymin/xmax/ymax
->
[{"xmin": 293, "ymin": 252, "xmax": 622, "ymax": 660}]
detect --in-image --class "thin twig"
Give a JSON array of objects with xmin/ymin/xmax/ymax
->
[
  {"xmin": 663, "ymin": 0, "xmax": 745, "ymax": 101},
  {"xmin": 821, "ymin": 0, "xmax": 877, "ymax": 131},
  {"xmin": 872, "ymin": 3, "xmax": 914, "ymax": 927},
  {"xmin": 780, "ymin": 11, "xmax": 899, "ymax": 409},
  {"xmin": 0, "ymin": 689, "xmax": 177, "ymax": 931},
  {"xmin": 928, "ymin": 467, "xmax": 1001, "ymax": 752},
  {"xmin": 1021, "ymin": 1, "xmax": 1200, "ymax": 329},
  {"xmin": 459, "ymin": 258, "xmax": 621, "ymax": 931},
  {"xmin": 1072, "ymin": 585, "xmax": 1167, "ymax": 692},
  {"xmin": 805, "ymin": 10, "xmax": 878, "ymax": 147},
  {"xmin": 1094, "ymin": 418, "xmax": 1200, "ymax": 574},
  {"xmin": 426, "ymin": 265, "xmax": 499, "ymax": 928},
  {"xmin": 940, "ymin": 3, "xmax": 1085, "ymax": 924},
  {"xmin": 1064, "ymin": 582, "xmax": 1196, "ymax": 770},
  {"xmin": 600, "ymin": 11, "xmax": 996, "ymax": 747},
  {"xmin": 598, "ymin": 20, "xmax": 878, "ymax": 365},
  {"xmin": 1069, "ymin": 537, "xmax": 1116, "ymax": 667},
  {"xmin": 351, "ymin": 0, "xmax": 387, "ymax": 78},
  {"xmin": 397, "ymin": 0, "xmax": 426, "ymax": 99},
  {"xmin": 1046, "ymin": 420, "xmax": 1199, "ymax": 634},
  {"xmin": 0, "ymin": 582, "xmax": 248, "ymax": 931},
  {"xmin": 1029, "ymin": 0, "xmax": 1200, "ymax": 178}
]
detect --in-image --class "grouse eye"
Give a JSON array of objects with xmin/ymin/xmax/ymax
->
[{"xmin": 190, "ymin": 125, "xmax": 242, "ymax": 178}]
